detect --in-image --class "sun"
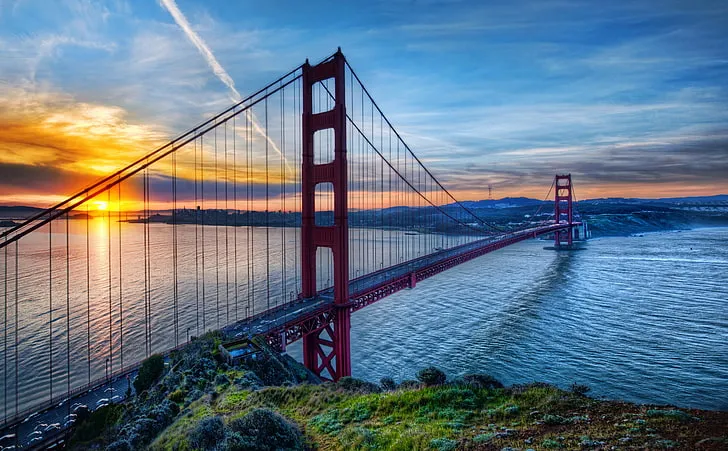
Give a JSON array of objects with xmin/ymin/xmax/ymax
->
[{"xmin": 94, "ymin": 200, "xmax": 108, "ymax": 211}]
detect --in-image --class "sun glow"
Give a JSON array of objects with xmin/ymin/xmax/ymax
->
[{"xmin": 94, "ymin": 200, "xmax": 108, "ymax": 211}]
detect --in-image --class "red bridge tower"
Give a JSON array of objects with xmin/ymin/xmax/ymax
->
[
  {"xmin": 553, "ymin": 174, "xmax": 574, "ymax": 248},
  {"xmin": 300, "ymin": 50, "xmax": 351, "ymax": 381}
]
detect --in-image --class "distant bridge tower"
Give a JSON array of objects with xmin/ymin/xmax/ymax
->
[
  {"xmin": 300, "ymin": 49, "xmax": 351, "ymax": 381},
  {"xmin": 553, "ymin": 174, "xmax": 573, "ymax": 248}
]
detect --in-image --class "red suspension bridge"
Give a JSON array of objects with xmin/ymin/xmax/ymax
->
[{"xmin": 0, "ymin": 50, "xmax": 582, "ymax": 433}]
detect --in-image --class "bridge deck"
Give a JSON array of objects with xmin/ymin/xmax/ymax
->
[{"xmin": 224, "ymin": 223, "xmax": 573, "ymax": 346}]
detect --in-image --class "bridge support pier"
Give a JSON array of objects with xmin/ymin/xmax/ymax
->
[{"xmin": 300, "ymin": 49, "xmax": 351, "ymax": 381}]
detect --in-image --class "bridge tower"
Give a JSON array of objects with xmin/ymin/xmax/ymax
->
[
  {"xmin": 300, "ymin": 49, "xmax": 351, "ymax": 381},
  {"xmin": 553, "ymin": 174, "xmax": 573, "ymax": 248}
]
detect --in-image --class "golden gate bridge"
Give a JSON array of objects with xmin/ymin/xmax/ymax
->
[{"xmin": 0, "ymin": 49, "xmax": 581, "ymax": 442}]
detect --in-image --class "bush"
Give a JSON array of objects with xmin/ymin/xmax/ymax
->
[
  {"xmin": 542, "ymin": 438, "xmax": 563, "ymax": 448},
  {"xmin": 542, "ymin": 414, "xmax": 569, "ymax": 425},
  {"xmin": 215, "ymin": 373, "xmax": 230, "ymax": 386},
  {"xmin": 190, "ymin": 416, "xmax": 226, "ymax": 450},
  {"xmin": 129, "ymin": 418, "xmax": 159, "ymax": 446},
  {"xmin": 106, "ymin": 439, "xmax": 133, "ymax": 451},
  {"xmin": 336, "ymin": 376, "xmax": 381, "ymax": 394},
  {"xmin": 461, "ymin": 373, "xmax": 503, "ymax": 389},
  {"xmin": 430, "ymin": 438, "xmax": 457, "ymax": 451},
  {"xmin": 69, "ymin": 404, "xmax": 125, "ymax": 444},
  {"xmin": 647, "ymin": 409, "xmax": 695, "ymax": 422},
  {"xmin": 229, "ymin": 408, "xmax": 304, "ymax": 450},
  {"xmin": 169, "ymin": 389, "xmax": 187, "ymax": 403},
  {"xmin": 570, "ymin": 383, "xmax": 590, "ymax": 397},
  {"xmin": 398, "ymin": 379, "xmax": 421, "ymax": 390},
  {"xmin": 380, "ymin": 377, "xmax": 397, "ymax": 391},
  {"xmin": 416, "ymin": 367, "xmax": 447, "ymax": 386},
  {"xmin": 134, "ymin": 354, "xmax": 165, "ymax": 394}
]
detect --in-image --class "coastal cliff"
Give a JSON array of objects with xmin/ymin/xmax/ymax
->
[{"xmin": 67, "ymin": 333, "xmax": 728, "ymax": 450}]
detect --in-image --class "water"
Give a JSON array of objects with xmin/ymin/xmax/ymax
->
[
  {"xmin": 293, "ymin": 228, "xmax": 728, "ymax": 410},
  {"xmin": 0, "ymin": 218, "xmax": 479, "ymax": 421},
  {"xmin": 1, "ymin": 225, "xmax": 727, "ymax": 422}
]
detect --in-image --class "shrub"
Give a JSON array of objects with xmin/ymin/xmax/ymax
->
[
  {"xmin": 570, "ymin": 383, "xmax": 590, "ymax": 397},
  {"xmin": 336, "ymin": 376, "xmax": 381, "ymax": 394},
  {"xmin": 106, "ymin": 439, "xmax": 133, "ymax": 451},
  {"xmin": 416, "ymin": 367, "xmax": 447, "ymax": 386},
  {"xmin": 69, "ymin": 404, "xmax": 125, "ymax": 444},
  {"xmin": 169, "ymin": 389, "xmax": 187, "ymax": 403},
  {"xmin": 461, "ymin": 373, "xmax": 503, "ymax": 389},
  {"xmin": 473, "ymin": 433, "xmax": 496, "ymax": 443},
  {"xmin": 149, "ymin": 399, "xmax": 179, "ymax": 426},
  {"xmin": 190, "ymin": 416, "xmax": 226, "ymax": 450},
  {"xmin": 130, "ymin": 418, "xmax": 159, "ymax": 446},
  {"xmin": 309, "ymin": 410, "xmax": 344, "ymax": 435},
  {"xmin": 215, "ymin": 373, "xmax": 230, "ymax": 386},
  {"xmin": 542, "ymin": 438, "xmax": 563, "ymax": 448},
  {"xmin": 380, "ymin": 376, "xmax": 397, "ymax": 391},
  {"xmin": 430, "ymin": 438, "xmax": 457, "ymax": 451},
  {"xmin": 229, "ymin": 408, "xmax": 303, "ymax": 450},
  {"xmin": 134, "ymin": 354, "xmax": 165, "ymax": 394},
  {"xmin": 647, "ymin": 409, "xmax": 695, "ymax": 422},
  {"xmin": 398, "ymin": 379, "xmax": 421, "ymax": 390},
  {"xmin": 542, "ymin": 414, "xmax": 569, "ymax": 425}
]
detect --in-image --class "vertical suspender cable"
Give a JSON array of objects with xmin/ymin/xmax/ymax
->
[
  {"xmin": 14, "ymin": 241, "xmax": 19, "ymax": 418},
  {"xmin": 86, "ymin": 198, "xmax": 90, "ymax": 383},
  {"xmin": 65, "ymin": 210, "xmax": 70, "ymax": 416},
  {"xmin": 233, "ymin": 115, "xmax": 238, "ymax": 322},
  {"xmin": 107, "ymin": 189, "xmax": 112, "ymax": 376},
  {"xmin": 215, "ymin": 125, "xmax": 220, "ymax": 329},
  {"xmin": 224, "ymin": 121, "xmax": 229, "ymax": 326},
  {"xmin": 2, "ymin": 237, "xmax": 6, "ymax": 421},
  {"xmin": 265, "ymin": 94, "xmax": 271, "ymax": 311},
  {"xmin": 194, "ymin": 136, "xmax": 200, "ymax": 334},
  {"xmin": 118, "ymin": 182, "xmax": 123, "ymax": 369},
  {"xmin": 173, "ymin": 147, "xmax": 179, "ymax": 346},
  {"xmin": 281, "ymin": 84, "xmax": 287, "ymax": 311},
  {"xmin": 201, "ymin": 135, "xmax": 206, "ymax": 332},
  {"xmin": 48, "ymin": 213, "xmax": 53, "ymax": 403}
]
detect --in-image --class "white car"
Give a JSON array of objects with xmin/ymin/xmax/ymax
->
[
  {"xmin": 21, "ymin": 412, "xmax": 39, "ymax": 423},
  {"xmin": 43, "ymin": 424, "xmax": 61, "ymax": 433}
]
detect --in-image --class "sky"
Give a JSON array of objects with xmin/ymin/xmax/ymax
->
[{"xmin": 1, "ymin": 0, "xmax": 727, "ymax": 207}]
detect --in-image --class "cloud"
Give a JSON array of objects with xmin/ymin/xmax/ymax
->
[
  {"xmin": 157, "ymin": 0, "xmax": 293, "ymax": 176},
  {"xmin": 157, "ymin": 0, "xmax": 241, "ymax": 100},
  {"xmin": 0, "ymin": 85, "xmax": 168, "ymax": 204}
]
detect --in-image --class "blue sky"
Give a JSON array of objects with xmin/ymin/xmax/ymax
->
[{"xmin": 1, "ymin": 0, "xmax": 727, "ymax": 203}]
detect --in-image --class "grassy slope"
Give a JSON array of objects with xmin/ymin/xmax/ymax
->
[
  {"xmin": 70, "ymin": 334, "xmax": 727, "ymax": 450},
  {"xmin": 152, "ymin": 381, "xmax": 727, "ymax": 450}
]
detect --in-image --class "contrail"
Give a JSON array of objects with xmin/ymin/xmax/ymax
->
[{"xmin": 158, "ymin": 0, "xmax": 293, "ymax": 176}]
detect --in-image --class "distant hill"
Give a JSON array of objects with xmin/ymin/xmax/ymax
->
[
  {"xmin": 583, "ymin": 194, "xmax": 728, "ymax": 205},
  {"xmin": 0, "ymin": 205, "xmax": 45, "ymax": 219},
  {"xmin": 449, "ymin": 194, "xmax": 728, "ymax": 209},
  {"xmin": 454, "ymin": 197, "xmax": 545, "ymax": 209}
]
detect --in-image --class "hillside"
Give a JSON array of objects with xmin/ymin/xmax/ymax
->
[{"xmin": 67, "ymin": 333, "xmax": 728, "ymax": 450}]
